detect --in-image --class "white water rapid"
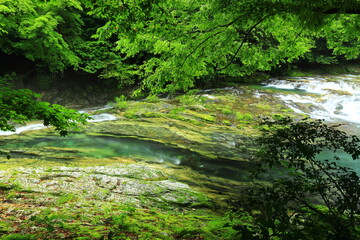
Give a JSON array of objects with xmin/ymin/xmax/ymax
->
[
  {"xmin": 264, "ymin": 74, "xmax": 360, "ymax": 127},
  {"xmin": 0, "ymin": 105, "xmax": 117, "ymax": 136}
]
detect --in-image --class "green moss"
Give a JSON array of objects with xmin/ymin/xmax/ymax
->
[
  {"xmin": 169, "ymin": 107, "xmax": 185, "ymax": 114},
  {"xmin": 145, "ymin": 95, "xmax": 161, "ymax": 103},
  {"xmin": 256, "ymin": 104, "xmax": 272, "ymax": 110},
  {"xmin": 236, "ymin": 112, "xmax": 253, "ymax": 121},
  {"xmin": 56, "ymin": 194, "xmax": 77, "ymax": 204},
  {"xmin": 281, "ymin": 108, "xmax": 294, "ymax": 113},
  {"xmin": 221, "ymin": 108, "xmax": 233, "ymax": 115},
  {"xmin": 183, "ymin": 110, "xmax": 216, "ymax": 123},
  {"xmin": 1, "ymin": 234, "xmax": 38, "ymax": 240},
  {"xmin": 115, "ymin": 101, "xmax": 128, "ymax": 110},
  {"xmin": 5, "ymin": 190, "xmax": 18, "ymax": 200},
  {"xmin": 140, "ymin": 112, "xmax": 163, "ymax": 118},
  {"xmin": 236, "ymin": 124, "xmax": 245, "ymax": 129},
  {"xmin": 0, "ymin": 182, "xmax": 16, "ymax": 191},
  {"xmin": 124, "ymin": 110, "xmax": 139, "ymax": 119},
  {"xmin": 271, "ymin": 113, "xmax": 294, "ymax": 120},
  {"xmin": 167, "ymin": 114, "xmax": 189, "ymax": 122},
  {"xmin": 113, "ymin": 95, "xmax": 129, "ymax": 110},
  {"xmin": 167, "ymin": 114, "xmax": 205, "ymax": 126},
  {"xmin": 176, "ymin": 94, "xmax": 206, "ymax": 105},
  {"xmin": 0, "ymin": 176, "xmax": 233, "ymax": 240},
  {"xmin": 222, "ymin": 120, "xmax": 232, "ymax": 126}
]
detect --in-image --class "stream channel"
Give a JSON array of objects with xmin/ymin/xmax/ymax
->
[
  {"xmin": 0, "ymin": 74, "xmax": 359, "ymax": 182},
  {"xmin": 261, "ymin": 74, "xmax": 360, "ymax": 173}
]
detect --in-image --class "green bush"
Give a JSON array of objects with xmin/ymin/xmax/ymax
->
[
  {"xmin": 0, "ymin": 73, "xmax": 16, "ymax": 89},
  {"xmin": 248, "ymin": 117, "xmax": 360, "ymax": 240}
]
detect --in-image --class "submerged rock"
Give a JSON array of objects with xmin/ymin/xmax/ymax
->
[{"xmin": 86, "ymin": 118, "xmax": 257, "ymax": 161}]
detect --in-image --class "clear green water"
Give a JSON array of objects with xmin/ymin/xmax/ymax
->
[
  {"xmin": 1, "ymin": 133, "xmax": 358, "ymax": 181},
  {"xmin": 317, "ymin": 149, "xmax": 360, "ymax": 173},
  {"xmin": 0, "ymin": 133, "xmax": 251, "ymax": 181}
]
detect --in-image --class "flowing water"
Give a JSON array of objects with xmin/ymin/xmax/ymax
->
[
  {"xmin": 0, "ymin": 75, "xmax": 359, "ymax": 181},
  {"xmin": 0, "ymin": 105, "xmax": 117, "ymax": 136},
  {"xmin": 0, "ymin": 133, "xmax": 250, "ymax": 181},
  {"xmin": 263, "ymin": 74, "xmax": 360, "ymax": 128},
  {"xmin": 262, "ymin": 74, "xmax": 360, "ymax": 173},
  {"xmin": 0, "ymin": 105, "xmax": 250, "ymax": 181}
]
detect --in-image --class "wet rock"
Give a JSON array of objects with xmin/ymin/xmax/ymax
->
[
  {"xmin": 0, "ymin": 164, "xmax": 210, "ymax": 208},
  {"xmin": 86, "ymin": 118, "xmax": 256, "ymax": 161}
]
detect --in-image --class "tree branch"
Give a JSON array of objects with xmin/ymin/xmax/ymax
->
[
  {"xmin": 216, "ymin": 15, "xmax": 271, "ymax": 72},
  {"xmin": 180, "ymin": 31, "xmax": 223, "ymax": 68},
  {"xmin": 186, "ymin": 16, "xmax": 241, "ymax": 34}
]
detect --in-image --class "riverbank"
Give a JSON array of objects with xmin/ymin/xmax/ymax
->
[
  {"xmin": 17, "ymin": 62, "xmax": 359, "ymax": 108},
  {"xmin": 0, "ymin": 163, "xmax": 231, "ymax": 239},
  {"xmin": 0, "ymin": 81, "xmax": 304, "ymax": 239},
  {"xmin": 1, "ymin": 69, "xmax": 359, "ymax": 239}
]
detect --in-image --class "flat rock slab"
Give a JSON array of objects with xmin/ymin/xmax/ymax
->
[{"xmin": 0, "ymin": 164, "xmax": 209, "ymax": 208}]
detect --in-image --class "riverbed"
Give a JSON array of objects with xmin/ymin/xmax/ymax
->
[{"xmin": 0, "ymin": 74, "xmax": 359, "ymax": 182}]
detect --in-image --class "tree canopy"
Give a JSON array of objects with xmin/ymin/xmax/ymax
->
[
  {"xmin": 0, "ymin": 0, "xmax": 359, "ymax": 93},
  {"xmin": 0, "ymin": 0, "xmax": 359, "ymax": 133}
]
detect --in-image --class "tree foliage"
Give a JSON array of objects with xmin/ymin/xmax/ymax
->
[
  {"xmin": 1, "ymin": 0, "xmax": 360, "ymax": 93},
  {"xmin": 0, "ymin": 0, "xmax": 83, "ymax": 71},
  {"xmin": 0, "ymin": 73, "xmax": 89, "ymax": 136},
  {"xmin": 83, "ymin": 0, "xmax": 360, "ymax": 93},
  {"xmin": 0, "ymin": 88, "xmax": 89, "ymax": 136},
  {"xmin": 245, "ymin": 118, "xmax": 360, "ymax": 239}
]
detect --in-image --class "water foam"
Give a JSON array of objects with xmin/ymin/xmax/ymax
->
[
  {"xmin": 0, "ymin": 105, "xmax": 117, "ymax": 136},
  {"xmin": 265, "ymin": 75, "xmax": 360, "ymax": 124}
]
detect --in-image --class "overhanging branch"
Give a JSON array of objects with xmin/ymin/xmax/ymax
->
[{"xmin": 216, "ymin": 15, "xmax": 271, "ymax": 72}]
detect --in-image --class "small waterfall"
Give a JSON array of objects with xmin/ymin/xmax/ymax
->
[
  {"xmin": 89, "ymin": 113, "xmax": 117, "ymax": 122},
  {"xmin": 265, "ymin": 75, "xmax": 360, "ymax": 125},
  {"xmin": 0, "ymin": 105, "xmax": 117, "ymax": 136},
  {"xmin": 0, "ymin": 124, "xmax": 46, "ymax": 136}
]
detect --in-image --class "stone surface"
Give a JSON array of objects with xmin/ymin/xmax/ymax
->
[
  {"xmin": 0, "ymin": 164, "xmax": 209, "ymax": 208},
  {"xmin": 85, "ymin": 118, "xmax": 257, "ymax": 161}
]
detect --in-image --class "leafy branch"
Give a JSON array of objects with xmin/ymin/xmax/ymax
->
[
  {"xmin": 249, "ymin": 117, "xmax": 360, "ymax": 239},
  {"xmin": 217, "ymin": 15, "xmax": 272, "ymax": 72}
]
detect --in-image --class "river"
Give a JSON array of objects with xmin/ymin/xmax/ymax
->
[
  {"xmin": 0, "ymin": 74, "xmax": 359, "ymax": 181},
  {"xmin": 263, "ymin": 74, "xmax": 360, "ymax": 133},
  {"xmin": 262, "ymin": 74, "xmax": 360, "ymax": 174}
]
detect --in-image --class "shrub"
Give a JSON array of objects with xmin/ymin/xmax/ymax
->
[{"xmin": 248, "ymin": 117, "xmax": 360, "ymax": 240}]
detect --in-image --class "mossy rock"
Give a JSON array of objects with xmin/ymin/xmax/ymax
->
[{"xmin": 0, "ymin": 164, "xmax": 211, "ymax": 209}]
